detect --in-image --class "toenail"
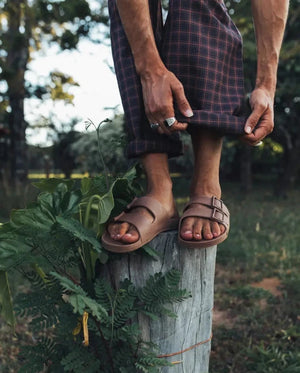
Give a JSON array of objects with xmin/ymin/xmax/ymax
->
[
  {"xmin": 184, "ymin": 230, "xmax": 192, "ymax": 234},
  {"xmin": 195, "ymin": 234, "xmax": 201, "ymax": 238}
]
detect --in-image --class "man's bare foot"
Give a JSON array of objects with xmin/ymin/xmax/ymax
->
[
  {"xmin": 180, "ymin": 191, "xmax": 225, "ymax": 242},
  {"xmin": 108, "ymin": 191, "xmax": 177, "ymax": 244}
]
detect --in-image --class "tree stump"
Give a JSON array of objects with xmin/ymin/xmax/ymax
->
[{"xmin": 104, "ymin": 231, "xmax": 217, "ymax": 373}]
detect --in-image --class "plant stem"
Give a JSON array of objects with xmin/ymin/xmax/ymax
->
[
  {"xmin": 93, "ymin": 316, "xmax": 115, "ymax": 373},
  {"xmin": 96, "ymin": 125, "xmax": 110, "ymax": 191}
]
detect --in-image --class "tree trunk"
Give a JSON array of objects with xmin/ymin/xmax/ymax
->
[
  {"xmin": 275, "ymin": 141, "xmax": 300, "ymax": 197},
  {"xmin": 102, "ymin": 231, "xmax": 216, "ymax": 372},
  {"xmin": 5, "ymin": 0, "xmax": 30, "ymax": 185}
]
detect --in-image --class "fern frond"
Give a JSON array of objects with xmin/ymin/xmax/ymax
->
[{"xmin": 61, "ymin": 346, "xmax": 101, "ymax": 373}]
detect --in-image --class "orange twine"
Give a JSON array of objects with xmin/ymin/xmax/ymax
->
[{"xmin": 157, "ymin": 333, "xmax": 213, "ymax": 359}]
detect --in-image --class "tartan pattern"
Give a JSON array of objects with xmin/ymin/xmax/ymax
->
[{"xmin": 108, "ymin": 0, "xmax": 246, "ymax": 158}]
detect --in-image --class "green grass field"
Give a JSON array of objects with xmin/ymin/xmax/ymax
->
[{"xmin": 0, "ymin": 179, "xmax": 299, "ymax": 372}]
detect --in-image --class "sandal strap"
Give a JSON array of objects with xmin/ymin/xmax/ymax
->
[
  {"xmin": 126, "ymin": 196, "xmax": 167, "ymax": 221},
  {"xmin": 182, "ymin": 205, "xmax": 229, "ymax": 228},
  {"xmin": 112, "ymin": 196, "xmax": 171, "ymax": 240},
  {"xmin": 184, "ymin": 196, "xmax": 229, "ymax": 217}
]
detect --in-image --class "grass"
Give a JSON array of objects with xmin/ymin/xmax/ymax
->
[
  {"xmin": 0, "ymin": 178, "xmax": 299, "ymax": 372},
  {"xmin": 209, "ymin": 183, "xmax": 300, "ymax": 373}
]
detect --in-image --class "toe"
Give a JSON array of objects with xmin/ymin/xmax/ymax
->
[
  {"xmin": 211, "ymin": 221, "xmax": 221, "ymax": 237},
  {"xmin": 108, "ymin": 222, "xmax": 130, "ymax": 241},
  {"xmin": 180, "ymin": 217, "xmax": 194, "ymax": 240},
  {"xmin": 192, "ymin": 219, "xmax": 203, "ymax": 240},
  {"xmin": 220, "ymin": 223, "xmax": 226, "ymax": 234},
  {"xmin": 121, "ymin": 225, "xmax": 139, "ymax": 243},
  {"xmin": 202, "ymin": 221, "xmax": 214, "ymax": 240}
]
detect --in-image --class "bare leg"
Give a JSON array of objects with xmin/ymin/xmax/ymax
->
[
  {"xmin": 180, "ymin": 129, "xmax": 225, "ymax": 241},
  {"xmin": 108, "ymin": 153, "xmax": 177, "ymax": 243}
]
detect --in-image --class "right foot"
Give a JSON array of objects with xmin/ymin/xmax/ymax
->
[{"xmin": 107, "ymin": 193, "xmax": 177, "ymax": 244}]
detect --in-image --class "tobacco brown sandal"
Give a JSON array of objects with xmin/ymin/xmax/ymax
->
[
  {"xmin": 178, "ymin": 196, "xmax": 230, "ymax": 249},
  {"xmin": 101, "ymin": 196, "xmax": 179, "ymax": 253}
]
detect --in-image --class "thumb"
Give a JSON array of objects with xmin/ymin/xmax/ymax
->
[
  {"xmin": 244, "ymin": 104, "xmax": 266, "ymax": 134},
  {"xmin": 172, "ymin": 81, "xmax": 193, "ymax": 118}
]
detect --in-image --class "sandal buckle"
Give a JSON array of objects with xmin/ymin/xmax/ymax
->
[
  {"xmin": 212, "ymin": 208, "xmax": 224, "ymax": 222},
  {"xmin": 212, "ymin": 196, "xmax": 223, "ymax": 210}
]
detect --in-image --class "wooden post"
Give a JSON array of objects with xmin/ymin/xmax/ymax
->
[{"xmin": 104, "ymin": 231, "xmax": 217, "ymax": 372}]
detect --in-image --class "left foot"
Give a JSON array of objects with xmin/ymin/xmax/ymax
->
[{"xmin": 180, "ymin": 193, "xmax": 226, "ymax": 241}]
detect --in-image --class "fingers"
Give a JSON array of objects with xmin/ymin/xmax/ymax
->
[
  {"xmin": 244, "ymin": 102, "xmax": 268, "ymax": 135},
  {"xmin": 171, "ymin": 79, "xmax": 194, "ymax": 118},
  {"xmin": 242, "ymin": 88, "xmax": 274, "ymax": 146},
  {"xmin": 153, "ymin": 119, "xmax": 188, "ymax": 135},
  {"xmin": 143, "ymin": 70, "xmax": 192, "ymax": 135}
]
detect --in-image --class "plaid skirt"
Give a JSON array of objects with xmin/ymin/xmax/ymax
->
[{"xmin": 108, "ymin": 0, "xmax": 246, "ymax": 158}]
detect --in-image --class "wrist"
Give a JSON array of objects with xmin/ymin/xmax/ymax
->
[
  {"xmin": 133, "ymin": 38, "xmax": 165, "ymax": 76},
  {"xmin": 136, "ymin": 57, "xmax": 166, "ymax": 78}
]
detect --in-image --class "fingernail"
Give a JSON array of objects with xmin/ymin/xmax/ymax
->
[
  {"xmin": 245, "ymin": 126, "xmax": 252, "ymax": 134},
  {"xmin": 185, "ymin": 109, "xmax": 194, "ymax": 117}
]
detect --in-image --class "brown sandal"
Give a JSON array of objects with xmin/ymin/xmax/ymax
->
[
  {"xmin": 101, "ymin": 196, "xmax": 179, "ymax": 253},
  {"xmin": 178, "ymin": 196, "xmax": 230, "ymax": 249}
]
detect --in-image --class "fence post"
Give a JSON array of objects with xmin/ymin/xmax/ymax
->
[{"xmin": 103, "ymin": 231, "xmax": 216, "ymax": 372}]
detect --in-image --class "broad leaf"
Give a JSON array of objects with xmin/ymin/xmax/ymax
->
[
  {"xmin": 56, "ymin": 216, "xmax": 101, "ymax": 252},
  {"xmin": 97, "ymin": 189, "xmax": 114, "ymax": 225},
  {"xmin": 60, "ymin": 190, "xmax": 82, "ymax": 217}
]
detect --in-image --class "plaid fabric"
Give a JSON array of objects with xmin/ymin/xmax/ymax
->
[{"xmin": 108, "ymin": 0, "xmax": 246, "ymax": 158}]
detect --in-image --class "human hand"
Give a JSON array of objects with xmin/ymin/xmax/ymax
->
[
  {"xmin": 140, "ymin": 67, "xmax": 193, "ymax": 135},
  {"xmin": 241, "ymin": 88, "xmax": 275, "ymax": 146}
]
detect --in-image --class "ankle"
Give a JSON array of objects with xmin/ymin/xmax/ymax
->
[
  {"xmin": 147, "ymin": 178, "xmax": 173, "ymax": 194},
  {"xmin": 190, "ymin": 184, "xmax": 221, "ymax": 199}
]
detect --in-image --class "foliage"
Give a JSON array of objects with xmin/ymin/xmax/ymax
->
[
  {"xmin": 71, "ymin": 115, "xmax": 129, "ymax": 176},
  {"xmin": 0, "ymin": 166, "xmax": 190, "ymax": 372}
]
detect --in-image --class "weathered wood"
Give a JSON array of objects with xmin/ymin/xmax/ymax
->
[{"xmin": 104, "ymin": 231, "xmax": 216, "ymax": 373}]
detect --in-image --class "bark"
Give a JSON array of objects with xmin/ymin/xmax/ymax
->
[{"xmin": 5, "ymin": 0, "xmax": 30, "ymax": 185}]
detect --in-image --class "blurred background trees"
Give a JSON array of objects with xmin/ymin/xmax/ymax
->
[
  {"xmin": 0, "ymin": 0, "xmax": 109, "ymax": 184},
  {"xmin": 0, "ymin": 0, "xmax": 299, "ymax": 196}
]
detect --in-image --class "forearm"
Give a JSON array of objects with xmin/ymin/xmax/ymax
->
[
  {"xmin": 116, "ymin": 0, "xmax": 164, "ymax": 75},
  {"xmin": 251, "ymin": 0, "xmax": 289, "ymax": 95}
]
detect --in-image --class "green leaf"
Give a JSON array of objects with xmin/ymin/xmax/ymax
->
[
  {"xmin": 56, "ymin": 216, "xmax": 101, "ymax": 252},
  {"xmin": 141, "ymin": 245, "xmax": 161, "ymax": 261},
  {"xmin": 10, "ymin": 206, "xmax": 55, "ymax": 231},
  {"xmin": 81, "ymin": 175, "xmax": 109, "ymax": 198},
  {"xmin": 60, "ymin": 190, "xmax": 82, "ymax": 216},
  {"xmin": 98, "ymin": 188, "xmax": 114, "ymax": 224},
  {"xmin": 51, "ymin": 272, "xmax": 107, "ymax": 320},
  {"xmin": 0, "ymin": 239, "xmax": 33, "ymax": 271},
  {"xmin": 0, "ymin": 271, "xmax": 16, "ymax": 329},
  {"xmin": 33, "ymin": 178, "xmax": 74, "ymax": 193}
]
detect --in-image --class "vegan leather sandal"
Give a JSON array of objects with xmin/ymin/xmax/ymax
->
[
  {"xmin": 178, "ymin": 196, "xmax": 230, "ymax": 249},
  {"xmin": 101, "ymin": 196, "xmax": 179, "ymax": 253}
]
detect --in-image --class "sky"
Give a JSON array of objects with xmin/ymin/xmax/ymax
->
[{"xmin": 25, "ymin": 38, "xmax": 123, "ymax": 146}]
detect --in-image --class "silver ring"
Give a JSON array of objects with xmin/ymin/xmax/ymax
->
[
  {"xmin": 150, "ymin": 123, "xmax": 159, "ymax": 129},
  {"xmin": 164, "ymin": 117, "xmax": 176, "ymax": 127},
  {"xmin": 254, "ymin": 141, "xmax": 263, "ymax": 147}
]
